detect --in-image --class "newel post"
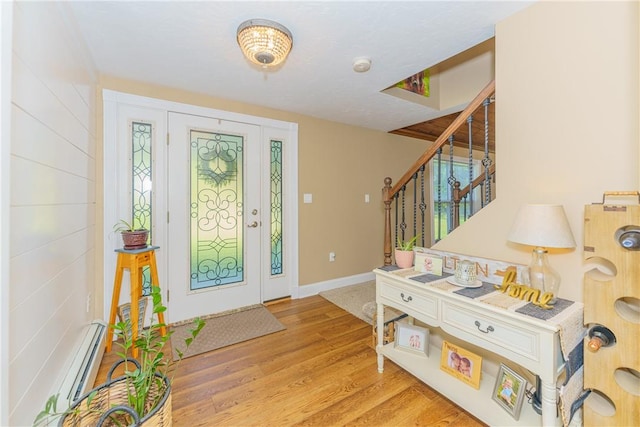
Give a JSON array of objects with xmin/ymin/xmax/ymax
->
[{"xmin": 382, "ymin": 177, "xmax": 393, "ymax": 266}]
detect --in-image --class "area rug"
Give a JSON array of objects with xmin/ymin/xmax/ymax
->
[
  {"xmin": 319, "ymin": 281, "xmax": 405, "ymax": 325},
  {"xmin": 169, "ymin": 304, "xmax": 285, "ymax": 360},
  {"xmin": 319, "ymin": 281, "xmax": 378, "ymax": 324}
]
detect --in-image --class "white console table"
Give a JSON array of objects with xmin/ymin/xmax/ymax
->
[{"xmin": 375, "ymin": 265, "xmax": 584, "ymax": 427}]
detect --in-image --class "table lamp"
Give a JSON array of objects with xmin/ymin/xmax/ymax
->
[{"xmin": 507, "ymin": 204, "xmax": 576, "ymax": 303}]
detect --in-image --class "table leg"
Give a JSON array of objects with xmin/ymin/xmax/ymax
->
[
  {"xmin": 148, "ymin": 251, "xmax": 166, "ymax": 337},
  {"xmin": 106, "ymin": 255, "xmax": 124, "ymax": 352},
  {"xmin": 129, "ymin": 262, "xmax": 140, "ymax": 359},
  {"xmin": 540, "ymin": 377, "xmax": 559, "ymax": 426},
  {"xmin": 377, "ymin": 302, "xmax": 385, "ymax": 373}
]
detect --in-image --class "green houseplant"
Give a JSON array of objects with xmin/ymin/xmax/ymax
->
[
  {"xmin": 34, "ymin": 286, "xmax": 205, "ymax": 426},
  {"xmin": 113, "ymin": 218, "xmax": 149, "ymax": 250},
  {"xmin": 395, "ymin": 235, "xmax": 419, "ymax": 268}
]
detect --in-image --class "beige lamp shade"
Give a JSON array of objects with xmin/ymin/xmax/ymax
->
[{"xmin": 508, "ymin": 204, "xmax": 576, "ymax": 249}]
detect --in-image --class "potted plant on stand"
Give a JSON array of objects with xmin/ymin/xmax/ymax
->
[
  {"xmin": 34, "ymin": 286, "xmax": 205, "ymax": 426},
  {"xmin": 395, "ymin": 235, "xmax": 419, "ymax": 268},
  {"xmin": 114, "ymin": 219, "xmax": 149, "ymax": 250}
]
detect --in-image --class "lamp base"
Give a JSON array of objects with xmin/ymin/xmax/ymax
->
[{"xmin": 526, "ymin": 247, "xmax": 561, "ymax": 304}]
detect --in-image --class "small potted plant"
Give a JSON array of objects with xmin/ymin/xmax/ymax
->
[
  {"xmin": 34, "ymin": 286, "xmax": 205, "ymax": 426},
  {"xmin": 395, "ymin": 235, "xmax": 419, "ymax": 268},
  {"xmin": 114, "ymin": 218, "xmax": 149, "ymax": 250}
]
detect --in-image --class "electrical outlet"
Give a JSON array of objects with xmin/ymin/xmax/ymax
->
[
  {"xmin": 329, "ymin": 252, "xmax": 336, "ymax": 262},
  {"xmin": 86, "ymin": 293, "xmax": 91, "ymax": 313}
]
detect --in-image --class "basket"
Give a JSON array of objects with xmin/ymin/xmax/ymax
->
[
  {"xmin": 59, "ymin": 359, "xmax": 171, "ymax": 427},
  {"xmin": 371, "ymin": 312, "xmax": 409, "ymax": 348}
]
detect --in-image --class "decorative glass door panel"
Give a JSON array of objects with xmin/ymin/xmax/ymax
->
[
  {"xmin": 167, "ymin": 113, "xmax": 261, "ymax": 322},
  {"xmin": 270, "ymin": 139, "xmax": 283, "ymax": 276},
  {"xmin": 190, "ymin": 130, "xmax": 244, "ymax": 290},
  {"xmin": 132, "ymin": 121, "xmax": 152, "ymax": 295}
]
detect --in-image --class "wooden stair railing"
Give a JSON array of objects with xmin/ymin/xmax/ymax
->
[{"xmin": 383, "ymin": 79, "xmax": 495, "ymax": 265}]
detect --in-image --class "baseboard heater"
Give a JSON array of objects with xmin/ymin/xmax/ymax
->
[{"xmin": 56, "ymin": 320, "xmax": 107, "ymax": 408}]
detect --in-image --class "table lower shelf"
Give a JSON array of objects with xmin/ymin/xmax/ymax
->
[{"xmin": 378, "ymin": 343, "xmax": 548, "ymax": 427}]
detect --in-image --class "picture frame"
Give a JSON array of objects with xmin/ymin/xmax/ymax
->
[
  {"xmin": 492, "ymin": 363, "xmax": 527, "ymax": 420},
  {"xmin": 439, "ymin": 340, "xmax": 482, "ymax": 389},
  {"xmin": 414, "ymin": 251, "xmax": 443, "ymax": 275},
  {"xmin": 394, "ymin": 322, "xmax": 429, "ymax": 356}
]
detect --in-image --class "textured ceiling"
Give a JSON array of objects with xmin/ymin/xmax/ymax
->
[{"xmin": 65, "ymin": 1, "xmax": 533, "ymax": 132}]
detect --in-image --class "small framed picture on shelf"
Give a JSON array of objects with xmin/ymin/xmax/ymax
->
[
  {"xmin": 439, "ymin": 341, "xmax": 482, "ymax": 389},
  {"xmin": 492, "ymin": 363, "xmax": 527, "ymax": 420},
  {"xmin": 394, "ymin": 322, "xmax": 429, "ymax": 356},
  {"xmin": 414, "ymin": 251, "xmax": 443, "ymax": 276}
]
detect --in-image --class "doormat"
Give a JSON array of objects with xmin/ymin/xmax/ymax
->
[{"xmin": 169, "ymin": 304, "xmax": 286, "ymax": 361}]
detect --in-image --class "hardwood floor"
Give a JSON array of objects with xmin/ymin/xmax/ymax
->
[{"xmin": 96, "ymin": 295, "xmax": 486, "ymax": 427}]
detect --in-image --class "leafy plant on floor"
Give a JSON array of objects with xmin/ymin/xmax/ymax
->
[{"xmin": 34, "ymin": 285, "xmax": 205, "ymax": 426}]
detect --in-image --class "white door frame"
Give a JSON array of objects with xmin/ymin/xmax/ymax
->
[{"xmin": 102, "ymin": 90, "xmax": 299, "ymax": 323}]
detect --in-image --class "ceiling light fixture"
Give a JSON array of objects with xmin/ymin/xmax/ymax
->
[{"xmin": 237, "ymin": 19, "xmax": 293, "ymax": 68}]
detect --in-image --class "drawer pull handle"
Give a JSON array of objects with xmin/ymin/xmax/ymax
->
[
  {"xmin": 400, "ymin": 293, "xmax": 413, "ymax": 302},
  {"xmin": 474, "ymin": 320, "xmax": 494, "ymax": 334}
]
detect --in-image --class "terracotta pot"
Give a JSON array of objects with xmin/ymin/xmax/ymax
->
[
  {"xmin": 121, "ymin": 230, "xmax": 149, "ymax": 250},
  {"xmin": 394, "ymin": 249, "xmax": 415, "ymax": 268}
]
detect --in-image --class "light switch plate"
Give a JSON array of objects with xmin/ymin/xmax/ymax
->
[{"xmin": 303, "ymin": 193, "xmax": 313, "ymax": 203}]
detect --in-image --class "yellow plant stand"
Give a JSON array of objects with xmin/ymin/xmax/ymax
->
[{"xmin": 106, "ymin": 246, "xmax": 166, "ymax": 358}]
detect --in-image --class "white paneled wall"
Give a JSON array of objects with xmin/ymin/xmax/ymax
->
[{"xmin": 9, "ymin": 2, "xmax": 97, "ymax": 425}]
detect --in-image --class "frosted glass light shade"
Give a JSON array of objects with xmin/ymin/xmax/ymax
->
[
  {"xmin": 237, "ymin": 19, "xmax": 293, "ymax": 67},
  {"xmin": 508, "ymin": 204, "xmax": 576, "ymax": 249}
]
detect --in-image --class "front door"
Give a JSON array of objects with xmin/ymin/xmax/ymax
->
[
  {"xmin": 167, "ymin": 112, "xmax": 262, "ymax": 322},
  {"xmin": 103, "ymin": 92, "xmax": 298, "ymax": 327}
]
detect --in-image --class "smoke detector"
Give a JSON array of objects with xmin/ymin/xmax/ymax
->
[{"xmin": 353, "ymin": 57, "xmax": 371, "ymax": 73}]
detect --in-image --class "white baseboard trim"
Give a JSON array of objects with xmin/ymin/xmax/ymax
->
[{"xmin": 294, "ymin": 271, "xmax": 375, "ymax": 299}]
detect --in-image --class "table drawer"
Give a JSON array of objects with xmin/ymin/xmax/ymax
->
[
  {"xmin": 379, "ymin": 280, "xmax": 438, "ymax": 321},
  {"xmin": 442, "ymin": 300, "xmax": 540, "ymax": 361}
]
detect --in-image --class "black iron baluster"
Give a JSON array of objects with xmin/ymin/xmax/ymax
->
[
  {"xmin": 394, "ymin": 192, "xmax": 399, "ymax": 248},
  {"xmin": 467, "ymin": 114, "xmax": 474, "ymax": 218},
  {"xmin": 419, "ymin": 164, "xmax": 426, "ymax": 247},
  {"xmin": 412, "ymin": 172, "xmax": 418, "ymax": 240},
  {"xmin": 400, "ymin": 186, "xmax": 407, "ymax": 243},
  {"xmin": 447, "ymin": 135, "xmax": 456, "ymax": 233},
  {"xmin": 436, "ymin": 147, "xmax": 443, "ymax": 242},
  {"xmin": 483, "ymin": 97, "xmax": 493, "ymax": 207}
]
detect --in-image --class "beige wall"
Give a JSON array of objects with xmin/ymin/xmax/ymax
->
[
  {"xmin": 435, "ymin": 1, "xmax": 639, "ymax": 303},
  {"xmin": 97, "ymin": 76, "xmax": 427, "ymax": 291},
  {"xmin": 436, "ymin": 38, "xmax": 495, "ymax": 111}
]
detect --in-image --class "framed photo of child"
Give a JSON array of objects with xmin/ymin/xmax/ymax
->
[
  {"xmin": 439, "ymin": 341, "xmax": 482, "ymax": 389},
  {"xmin": 394, "ymin": 323, "xmax": 429, "ymax": 356},
  {"xmin": 492, "ymin": 363, "xmax": 527, "ymax": 420}
]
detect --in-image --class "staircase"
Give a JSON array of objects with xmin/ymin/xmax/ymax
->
[{"xmin": 382, "ymin": 80, "xmax": 496, "ymax": 265}]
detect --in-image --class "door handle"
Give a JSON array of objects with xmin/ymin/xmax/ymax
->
[{"xmin": 248, "ymin": 221, "xmax": 258, "ymax": 228}]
